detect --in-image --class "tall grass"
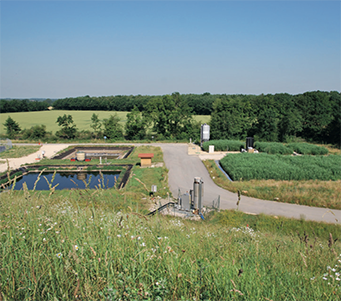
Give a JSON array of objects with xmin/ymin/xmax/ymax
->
[
  {"xmin": 254, "ymin": 141, "xmax": 293, "ymax": 155},
  {"xmin": 287, "ymin": 142, "xmax": 329, "ymax": 155},
  {"xmin": 220, "ymin": 153, "xmax": 341, "ymax": 181},
  {"xmin": 1, "ymin": 190, "xmax": 340, "ymax": 300}
]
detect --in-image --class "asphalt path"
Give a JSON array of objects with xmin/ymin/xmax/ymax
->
[
  {"xmin": 158, "ymin": 143, "xmax": 341, "ymax": 224},
  {"xmin": 10, "ymin": 142, "xmax": 341, "ymax": 224}
]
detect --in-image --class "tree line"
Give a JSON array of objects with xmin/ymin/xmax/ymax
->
[
  {"xmin": 209, "ymin": 91, "xmax": 340, "ymax": 146},
  {"xmin": 0, "ymin": 98, "xmax": 51, "ymax": 113},
  {"xmin": 1, "ymin": 91, "xmax": 340, "ymax": 146},
  {"xmin": 50, "ymin": 93, "xmax": 215, "ymax": 115},
  {"xmin": 52, "ymin": 91, "xmax": 340, "ymax": 145},
  {"xmin": 2, "ymin": 93, "xmax": 198, "ymax": 141}
]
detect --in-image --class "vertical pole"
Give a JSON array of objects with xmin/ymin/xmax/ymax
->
[
  {"xmin": 218, "ymin": 195, "xmax": 220, "ymax": 209},
  {"xmin": 198, "ymin": 181, "xmax": 202, "ymax": 214}
]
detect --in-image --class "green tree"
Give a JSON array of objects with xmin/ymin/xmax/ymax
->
[
  {"xmin": 248, "ymin": 94, "xmax": 279, "ymax": 141},
  {"xmin": 125, "ymin": 106, "xmax": 147, "ymax": 140},
  {"xmin": 3, "ymin": 116, "xmax": 21, "ymax": 138},
  {"xmin": 295, "ymin": 91, "xmax": 333, "ymax": 142},
  {"xmin": 90, "ymin": 113, "xmax": 102, "ymax": 139},
  {"xmin": 323, "ymin": 91, "xmax": 341, "ymax": 147},
  {"xmin": 55, "ymin": 114, "xmax": 77, "ymax": 139},
  {"xmin": 143, "ymin": 93, "xmax": 194, "ymax": 139},
  {"xmin": 102, "ymin": 114, "xmax": 124, "ymax": 140},
  {"xmin": 22, "ymin": 125, "xmax": 47, "ymax": 140},
  {"xmin": 210, "ymin": 97, "xmax": 251, "ymax": 140}
]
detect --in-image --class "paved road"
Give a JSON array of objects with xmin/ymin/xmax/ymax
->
[
  {"xmin": 10, "ymin": 142, "xmax": 341, "ymax": 224},
  {"xmin": 159, "ymin": 143, "xmax": 341, "ymax": 224}
]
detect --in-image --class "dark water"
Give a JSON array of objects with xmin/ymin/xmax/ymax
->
[{"xmin": 12, "ymin": 171, "xmax": 120, "ymax": 190}]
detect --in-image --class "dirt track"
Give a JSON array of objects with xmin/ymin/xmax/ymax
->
[{"xmin": 0, "ymin": 144, "xmax": 70, "ymax": 173}]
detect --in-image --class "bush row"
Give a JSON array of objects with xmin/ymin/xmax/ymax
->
[
  {"xmin": 202, "ymin": 140, "xmax": 244, "ymax": 151},
  {"xmin": 220, "ymin": 153, "xmax": 341, "ymax": 181},
  {"xmin": 287, "ymin": 143, "xmax": 328, "ymax": 155},
  {"xmin": 254, "ymin": 142, "xmax": 293, "ymax": 155},
  {"xmin": 204, "ymin": 140, "xmax": 329, "ymax": 155}
]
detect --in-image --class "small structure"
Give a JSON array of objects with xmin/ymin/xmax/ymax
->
[
  {"xmin": 138, "ymin": 153, "xmax": 154, "ymax": 167},
  {"xmin": 200, "ymin": 123, "xmax": 210, "ymax": 147}
]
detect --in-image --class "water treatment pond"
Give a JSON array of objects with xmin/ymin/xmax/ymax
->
[{"xmin": 12, "ymin": 171, "xmax": 120, "ymax": 190}]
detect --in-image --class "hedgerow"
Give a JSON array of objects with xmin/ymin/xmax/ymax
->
[
  {"xmin": 202, "ymin": 140, "xmax": 244, "ymax": 151},
  {"xmin": 254, "ymin": 142, "xmax": 293, "ymax": 155},
  {"xmin": 287, "ymin": 143, "xmax": 328, "ymax": 155}
]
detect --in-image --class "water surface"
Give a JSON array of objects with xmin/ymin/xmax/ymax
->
[{"xmin": 12, "ymin": 171, "xmax": 120, "ymax": 190}]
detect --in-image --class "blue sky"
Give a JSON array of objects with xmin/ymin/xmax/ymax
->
[{"xmin": 1, "ymin": 0, "xmax": 340, "ymax": 98}]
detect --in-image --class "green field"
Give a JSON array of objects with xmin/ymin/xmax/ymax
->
[
  {"xmin": 220, "ymin": 153, "xmax": 341, "ymax": 181},
  {"xmin": 0, "ymin": 111, "xmax": 210, "ymax": 135}
]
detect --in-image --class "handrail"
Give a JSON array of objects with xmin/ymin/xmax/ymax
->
[{"xmin": 147, "ymin": 202, "xmax": 176, "ymax": 216}]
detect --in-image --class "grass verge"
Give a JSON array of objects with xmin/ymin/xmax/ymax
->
[{"xmin": 0, "ymin": 145, "xmax": 40, "ymax": 158}]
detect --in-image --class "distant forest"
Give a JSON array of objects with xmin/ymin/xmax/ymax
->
[
  {"xmin": 1, "ymin": 91, "xmax": 340, "ymax": 145},
  {"xmin": 0, "ymin": 98, "xmax": 52, "ymax": 113}
]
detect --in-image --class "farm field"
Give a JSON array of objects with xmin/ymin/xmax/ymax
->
[
  {"xmin": 0, "ymin": 110, "xmax": 210, "ymax": 135},
  {"xmin": 220, "ymin": 153, "xmax": 341, "ymax": 181}
]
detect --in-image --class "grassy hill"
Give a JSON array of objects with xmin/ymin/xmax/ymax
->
[{"xmin": 1, "ymin": 145, "xmax": 340, "ymax": 300}]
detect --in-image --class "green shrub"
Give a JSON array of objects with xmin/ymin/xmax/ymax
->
[
  {"xmin": 254, "ymin": 142, "xmax": 293, "ymax": 155},
  {"xmin": 287, "ymin": 143, "xmax": 328, "ymax": 155},
  {"xmin": 202, "ymin": 140, "xmax": 244, "ymax": 151}
]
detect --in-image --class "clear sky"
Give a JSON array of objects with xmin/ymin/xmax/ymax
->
[{"xmin": 1, "ymin": 0, "xmax": 340, "ymax": 98}]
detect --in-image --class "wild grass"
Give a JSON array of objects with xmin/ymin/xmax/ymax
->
[
  {"xmin": 0, "ymin": 145, "xmax": 40, "ymax": 158},
  {"xmin": 1, "ymin": 188, "xmax": 340, "ymax": 300},
  {"xmin": 203, "ymin": 160, "xmax": 341, "ymax": 210},
  {"xmin": 316, "ymin": 144, "xmax": 341, "ymax": 155},
  {"xmin": 125, "ymin": 166, "xmax": 170, "ymax": 200},
  {"xmin": 129, "ymin": 145, "xmax": 164, "ymax": 163},
  {"xmin": 220, "ymin": 153, "xmax": 341, "ymax": 181}
]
